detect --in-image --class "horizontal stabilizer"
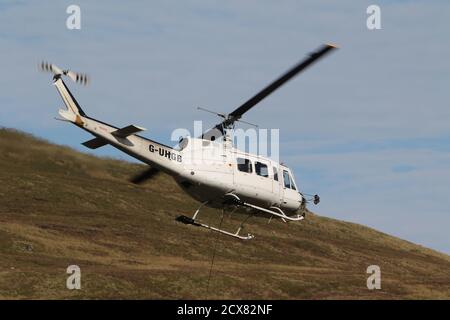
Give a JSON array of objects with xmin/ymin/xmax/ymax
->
[
  {"xmin": 111, "ymin": 125, "xmax": 146, "ymax": 138},
  {"xmin": 82, "ymin": 137, "xmax": 108, "ymax": 149}
]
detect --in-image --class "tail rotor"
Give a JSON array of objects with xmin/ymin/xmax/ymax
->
[{"xmin": 39, "ymin": 61, "xmax": 89, "ymax": 86}]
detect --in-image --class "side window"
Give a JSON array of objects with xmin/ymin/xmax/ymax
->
[
  {"xmin": 273, "ymin": 167, "xmax": 278, "ymax": 181},
  {"xmin": 237, "ymin": 158, "xmax": 252, "ymax": 173},
  {"xmin": 283, "ymin": 170, "xmax": 291, "ymax": 188},
  {"xmin": 255, "ymin": 162, "xmax": 269, "ymax": 177}
]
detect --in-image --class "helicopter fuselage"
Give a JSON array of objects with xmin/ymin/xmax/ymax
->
[
  {"xmin": 174, "ymin": 137, "xmax": 303, "ymax": 214},
  {"xmin": 70, "ymin": 110, "xmax": 302, "ymax": 216}
]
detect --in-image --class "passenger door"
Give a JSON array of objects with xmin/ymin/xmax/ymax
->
[
  {"xmin": 254, "ymin": 160, "xmax": 273, "ymax": 203},
  {"xmin": 233, "ymin": 156, "xmax": 258, "ymax": 198}
]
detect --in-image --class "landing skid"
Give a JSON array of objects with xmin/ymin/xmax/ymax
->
[
  {"xmin": 176, "ymin": 201, "xmax": 254, "ymax": 240},
  {"xmin": 176, "ymin": 215, "xmax": 254, "ymax": 240},
  {"xmin": 176, "ymin": 194, "xmax": 305, "ymax": 240},
  {"xmin": 224, "ymin": 193, "xmax": 305, "ymax": 222}
]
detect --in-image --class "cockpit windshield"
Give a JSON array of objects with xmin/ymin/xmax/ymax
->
[{"xmin": 282, "ymin": 169, "xmax": 297, "ymax": 190}]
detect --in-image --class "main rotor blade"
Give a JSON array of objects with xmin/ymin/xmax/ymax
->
[
  {"xmin": 130, "ymin": 167, "xmax": 160, "ymax": 184},
  {"xmin": 229, "ymin": 43, "xmax": 338, "ymax": 120}
]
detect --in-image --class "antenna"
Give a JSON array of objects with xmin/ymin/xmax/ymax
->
[
  {"xmin": 197, "ymin": 107, "xmax": 226, "ymax": 119},
  {"xmin": 236, "ymin": 119, "xmax": 258, "ymax": 128},
  {"xmin": 197, "ymin": 107, "xmax": 258, "ymax": 128}
]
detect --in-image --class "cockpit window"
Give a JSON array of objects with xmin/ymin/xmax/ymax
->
[
  {"xmin": 290, "ymin": 174, "xmax": 297, "ymax": 190},
  {"xmin": 237, "ymin": 158, "xmax": 253, "ymax": 173},
  {"xmin": 255, "ymin": 162, "xmax": 269, "ymax": 177},
  {"xmin": 282, "ymin": 170, "xmax": 297, "ymax": 190},
  {"xmin": 283, "ymin": 170, "xmax": 291, "ymax": 188}
]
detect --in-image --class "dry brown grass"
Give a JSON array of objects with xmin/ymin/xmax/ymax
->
[{"xmin": 0, "ymin": 128, "xmax": 449, "ymax": 299}]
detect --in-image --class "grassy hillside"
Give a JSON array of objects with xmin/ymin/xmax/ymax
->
[{"xmin": 0, "ymin": 128, "xmax": 449, "ymax": 299}]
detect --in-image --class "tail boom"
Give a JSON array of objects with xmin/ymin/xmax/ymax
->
[{"xmin": 53, "ymin": 77, "xmax": 182, "ymax": 175}]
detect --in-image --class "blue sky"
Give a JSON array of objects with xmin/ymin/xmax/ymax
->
[{"xmin": 0, "ymin": 1, "xmax": 449, "ymax": 254}]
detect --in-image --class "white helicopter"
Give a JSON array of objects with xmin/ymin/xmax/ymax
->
[{"xmin": 40, "ymin": 43, "xmax": 337, "ymax": 240}]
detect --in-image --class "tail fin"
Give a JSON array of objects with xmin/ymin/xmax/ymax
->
[{"xmin": 53, "ymin": 76, "xmax": 86, "ymax": 125}]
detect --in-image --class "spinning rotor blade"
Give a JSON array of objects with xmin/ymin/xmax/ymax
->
[
  {"xmin": 130, "ymin": 167, "xmax": 160, "ymax": 184},
  {"xmin": 39, "ymin": 61, "xmax": 90, "ymax": 85},
  {"xmin": 200, "ymin": 43, "xmax": 338, "ymax": 140},
  {"xmin": 66, "ymin": 70, "xmax": 89, "ymax": 85},
  {"xmin": 229, "ymin": 43, "xmax": 337, "ymax": 119}
]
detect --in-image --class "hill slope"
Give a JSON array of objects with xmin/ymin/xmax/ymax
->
[{"xmin": 0, "ymin": 128, "xmax": 449, "ymax": 299}]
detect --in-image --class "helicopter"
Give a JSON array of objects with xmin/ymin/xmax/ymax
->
[{"xmin": 40, "ymin": 43, "xmax": 337, "ymax": 240}]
